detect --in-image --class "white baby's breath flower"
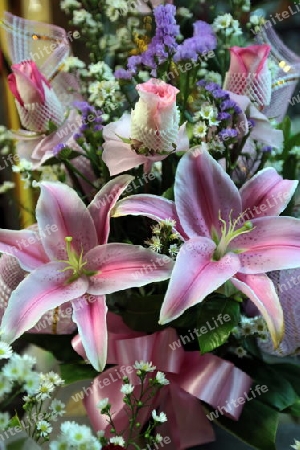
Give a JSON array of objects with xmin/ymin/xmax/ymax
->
[
  {"xmin": 97, "ymin": 397, "xmax": 109, "ymax": 410},
  {"xmin": 152, "ymin": 409, "xmax": 167, "ymax": 423},
  {"xmin": 213, "ymin": 13, "xmax": 233, "ymax": 30},
  {"xmin": 155, "ymin": 371, "xmax": 169, "ymax": 386},
  {"xmin": 61, "ymin": 421, "xmax": 93, "ymax": 444},
  {"xmin": 176, "ymin": 7, "xmax": 193, "ymax": 18},
  {"xmin": 134, "ymin": 361, "xmax": 156, "ymax": 372},
  {"xmin": 0, "ymin": 412, "xmax": 10, "ymax": 430},
  {"xmin": 37, "ymin": 420, "xmax": 52, "ymax": 437},
  {"xmin": 49, "ymin": 440, "xmax": 69, "ymax": 450},
  {"xmin": 156, "ymin": 433, "xmax": 163, "ymax": 442},
  {"xmin": 63, "ymin": 56, "xmax": 86, "ymax": 72},
  {"xmin": 0, "ymin": 342, "xmax": 13, "ymax": 359},
  {"xmin": 60, "ymin": 0, "xmax": 81, "ymax": 11},
  {"xmin": 110, "ymin": 436, "xmax": 125, "ymax": 446},
  {"xmin": 121, "ymin": 383, "xmax": 134, "ymax": 395},
  {"xmin": 199, "ymin": 104, "xmax": 216, "ymax": 121}
]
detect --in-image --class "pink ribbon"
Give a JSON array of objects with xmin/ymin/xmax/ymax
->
[{"xmin": 73, "ymin": 314, "xmax": 252, "ymax": 449}]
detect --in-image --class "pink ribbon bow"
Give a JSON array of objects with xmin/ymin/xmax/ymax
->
[{"xmin": 73, "ymin": 313, "xmax": 252, "ymax": 449}]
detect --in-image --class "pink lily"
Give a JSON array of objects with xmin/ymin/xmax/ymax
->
[
  {"xmin": 0, "ymin": 176, "xmax": 174, "ymax": 371},
  {"xmin": 112, "ymin": 148, "xmax": 300, "ymax": 347}
]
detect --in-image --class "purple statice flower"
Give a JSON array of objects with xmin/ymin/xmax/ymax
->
[
  {"xmin": 219, "ymin": 128, "xmax": 238, "ymax": 141},
  {"xmin": 220, "ymin": 99, "xmax": 238, "ymax": 111},
  {"xmin": 248, "ymin": 119, "xmax": 256, "ymax": 128},
  {"xmin": 205, "ymin": 82, "xmax": 219, "ymax": 92},
  {"xmin": 174, "ymin": 20, "xmax": 216, "ymax": 62},
  {"xmin": 234, "ymin": 105, "xmax": 242, "ymax": 114},
  {"xmin": 53, "ymin": 143, "xmax": 66, "ymax": 156},
  {"xmin": 114, "ymin": 68, "xmax": 133, "ymax": 80},
  {"xmin": 217, "ymin": 111, "xmax": 231, "ymax": 121},
  {"xmin": 117, "ymin": 5, "xmax": 179, "ymax": 78},
  {"xmin": 73, "ymin": 101, "xmax": 103, "ymax": 134},
  {"xmin": 197, "ymin": 80, "xmax": 207, "ymax": 87},
  {"xmin": 261, "ymin": 145, "xmax": 273, "ymax": 152},
  {"xmin": 212, "ymin": 89, "xmax": 229, "ymax": 100}
]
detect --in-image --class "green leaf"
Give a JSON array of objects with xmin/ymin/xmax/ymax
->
[
  {"xmin": 41, "ymin": 150, "xmax": 81, "ymax": 166},
  {"xmin": 113, "ymin": 294, "xmax": 165, "ymax": 332},
  {"xmin": 162, "ymin": 186, "xmax": 174, "ymax": 200},
  {"xmin": 196, "ymin": 296, "xmax": 240, "ymax": 353},
  {"xmin": 285, "ymin": 398, "xmax": 300, "ymax": 417},
  {"xmin": 269, "ymin": 363, "xmax": 300, "ymax": 396},
  {"xmin": 60, "ymin": 363, "xmax": 98, "ymax": 385},
  {"xmin": 208, "ymin": 398, "xmax": 279, "ymax": 450}
]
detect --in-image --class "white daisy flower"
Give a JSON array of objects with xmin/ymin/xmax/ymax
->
[
  {"xmin": 234, "ymin": 347, "xmax": 247, "ymax": 358},
  {"xmin": 37, "ymin": 420, "xmax": 52, "ymax": 437},
  {"xmin": 50, "ymin": 399, "xmax": 66, "ymax": 418},
  {"xmin": 97, "ymin": 398, "xmax": 110, "ymax": 411},
  {"xmin": 291, "ymin": 440, "xmax": 300, "ymax": 450},
  {"xmin": 0, "ymin": 342, "xmax": 12, "ymax": 359},
  {"xmin": 0, "ymin": 375, "xmax": 12, "ymax": 397}
]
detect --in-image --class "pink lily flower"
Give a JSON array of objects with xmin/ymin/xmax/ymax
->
[
  {"xmin": 0, "ymin": 176, "xmax": 174, "ymax": 371},
  {"xmin": 112, "ymin": 148, "xmax": 300, "ymax": 348}
]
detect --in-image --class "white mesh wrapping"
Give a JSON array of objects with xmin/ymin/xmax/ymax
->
[
  {"xmin": 131, "ymin": 105, "xmax": 180, "ymax": 153},
  {"xmin": 0, "ymin": 253, "xmax": 76, "ymax": 335},
  {"xmin": 15, "ymin": 82, "xmax": 65, "ymax": 132},
  {"xmin": 258, "ymin": 270, "xmax": 300, "ymax": 356},
  {"xmin": 223, "ymin": 71, "xmax": 272, "ymax": 108},
  {"xmin": 255, "ymin": 26, "xmax": 300, "ymax": 121}
]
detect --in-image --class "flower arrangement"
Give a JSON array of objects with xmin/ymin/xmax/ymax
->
[{"xmin": 1, "ymin": 0, "xmax": 300, "ymax": 449}]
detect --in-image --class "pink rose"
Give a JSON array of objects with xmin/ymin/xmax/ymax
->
[
  {"xmin": 224, "ymin": 45, "xmax": 271, "ymax": 108},
  {"xmin": 131, "ymin": 78, "xmax": 180, "ymax": 153},
  {"xmin": 7, "ymin": 60, "xmax": 65, "ymax": 132}
]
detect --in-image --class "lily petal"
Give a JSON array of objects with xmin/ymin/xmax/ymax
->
[
  {"xmin": 175, "ymin": 149, "xmax": 241, "ymax": 239},
  {"xmin": 0, "ymin": 229, "xmax": 49, "ymax": 271},
  {"xmin": 159, "ymin": 237, "xmax": 241, "ymax": 324},
  {"xmin": 88, "ymin": 175, "xmax": 133, "ymax": 245},
  {"xmin": 36, "ymin": 182, "xmax": 98, "ymax": 260},
  {"xmin": 0, "ymin": 261, "xmax": 88, "ymax": 343},
  {"xmin": 85, "ymin": 243, "xmax": 174, "ymax": 295},
  {"xmin": 102, "ymin": 140, "xmax": 147, "ymax": 176},
  {"xmin": 240, "ymin": 167, "xmax": 298, "ymax": 219},
  {"xmin": 230, "ymin": 216, "xmax": 300, "ymax": 274},
  {"xmin": 72, "ymin": 295, "xmax": 108, "ymax": 371},
  {"xmin": 231, "ymin": 273, "xmax": 284, "ymax": 348}
]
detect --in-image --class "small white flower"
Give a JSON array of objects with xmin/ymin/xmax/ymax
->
[
  {"xmin": 213, "ymin": 13, "xmax": 233, "ymax": 30},
  {"xmin": 61, "ymin": 421, "xmax": 93, "ymax": 444},
  {"xmin": 50, "ymin": 399, "xmax": 66, "ymax": 418},
  {"xmin": 121, "ymin": 383, "xmax": 134, "ymax": 395},
  {"xmin": 155, "ymin": 371, "xmax": 169, "ymax": 386},
  {"xmin": 176, "ymin": 7, "xmax": 193, "ymax": 18},
  {"xmin": 0, "ymin": 412, "xmax": 10, "ymax": 430},
  {"xmin": 199, "ymin": 104, "xmax": 216, "ymax": 121},
  {"xmin": 97, "ymin": 398, "xmax": 109, "ymax": 410},
  {"xmin": 110, "ymin": 436, "xmax": 125, "ymax": 446},
  {"xmin": 23, "ymin": 372, "xmax": 41, "ymax": 395},
  {"xmin": 62, "ymin": 56, "xmax": 86, "ymax": 72},
  {"xmin": 193, "ymin": 121, "xmax": 208, "ymax": 139},
  {"xmin": 49, "ymin": 440, "xmax": 69, "ymax": 450},
  {"xmin": 234, "ymin": 347, "xmax": 247, "ymax": 358},
  {"xmin": 152, "ymin": 409, "xmax": 167, "ymax": 423},
  {"xmin": 0, "ymin": 375, "xmax": 12, "ymax": 397},
  {"xmin": 0, "ymin": 342, "xmax": 13, "ymax": 359},
  {"xmin": 291, "ymin": 440, "xmax": 300, "ymax": 450},
  {"xmin": 155, "ymin": 433, "xmax": 163, "ymax": 443},
  {"xmin": 60, "ymin": 0, "xmax": 81, "ymax": 11},
  {"xmin": 41, "ymin": 371, "xmax": 64, "ymax": 387},
  {"xmin": 134, "ymin": 361, "xmax": 156, "ymax": 372},
  {"xmin": 37, "ymin": 380, "xmax": 55, "ymax": 400},
  {"xmin": 37, "ymin": 420, "xmax": 52, "ymax": 437}
]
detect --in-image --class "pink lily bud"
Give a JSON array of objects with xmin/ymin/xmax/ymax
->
[
  {"xmin": 131, "ymin": 78, "xmax": 180, "ymax": 153},
  {"xmin": 8, "ymin": 60, "xmax": 65, "ymax": 132},
  {"xmin": 223, "ymin": 45, "xmax": 271, "ymax": 108}
]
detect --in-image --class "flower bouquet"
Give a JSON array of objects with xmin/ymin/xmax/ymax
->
[{"xmin": 1, "ymin": 1, "xmax": 300, "ymax": 449}]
